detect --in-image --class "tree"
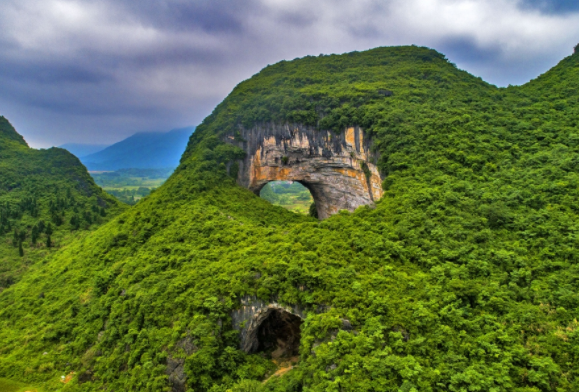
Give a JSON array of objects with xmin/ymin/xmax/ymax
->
[
  {"xmin": 309, "ymin": 202, "xmax": 318, "ymax": 219},
  {"xmin": 46, "ymin": 235, "xmax": 52, "ymax": 248},
  {"xmin": 31, "ymin": 226, "xmax": 38, "ymax": 244},
  {"xmin": 18, "ymin": 241, "xmax": 24, "ymax": 257}
]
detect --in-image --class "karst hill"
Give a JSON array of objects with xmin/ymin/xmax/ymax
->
[
  {"xmin": 1, "ymin": 45, "xmax": 579, "ymax": 391},
  {"xmin": 0, "ymin": 116, "xmax": 124, "ymax": 291}
]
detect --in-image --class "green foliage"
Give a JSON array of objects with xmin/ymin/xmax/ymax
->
[
  {"xmin": 0, "ymin": 116, "xmax": 125, "ymax": 290},
  {"xmin": 309, "ymin": 202, "xmax": 318, "ymax": 219},
  {"xmin": 2, "ymin": 46, "xmax": 579, "ymax": 391}
]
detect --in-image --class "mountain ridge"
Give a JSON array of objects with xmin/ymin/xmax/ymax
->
[
  {"xmin": 81, "ymin": 127, "xmax": 195, "ymax": 170},
  {"xmin": 59, "ymin": 143, "xmax": 110, "ymax": 158}
]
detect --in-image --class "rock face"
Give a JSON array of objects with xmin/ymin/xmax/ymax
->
[
  {"xmin": 166, "ymin": 336, "xmax": 196, "ymax": 392},
  {"xmin": 232, "ymin": 297, "xmax": 306, "ymax": 355},
  {"xmin": 225, "ymin": 124, "xmax": 383, "ymax": 219}
]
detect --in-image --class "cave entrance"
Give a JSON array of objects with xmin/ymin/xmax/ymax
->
[
  {"xmin": 254, "ymin": 308, "xmax": 303, "ymax": 359},
  {"xmin": 259, "ymin": 181, "xmax": 316, "ymax": 217}
]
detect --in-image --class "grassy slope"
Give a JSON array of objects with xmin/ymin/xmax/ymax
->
[
  {"xmin": 0, "ymin": 117, "xmax": 126, "ymax": 290},
  {"xmin": 0, "ymin": 377, "xmax": 44, "ymax": 392},
  {"xmin": 1, "ymin": 46, "xmax": 579, "ymax": 392}
]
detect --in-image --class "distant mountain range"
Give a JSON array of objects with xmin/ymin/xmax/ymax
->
[
  {"xmin": 58, "ymin": 143, "xmax": 110, "ymax": 158},
  {"xmin": 60, "ymin": 127, "xmax": 195, "ymax": 171}
]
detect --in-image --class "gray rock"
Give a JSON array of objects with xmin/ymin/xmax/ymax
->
[
  {"xmin": 378, "ymin": 89, "xmax": 394, "ymax": 97},
  {"xmin": 225, "ymin": 124, "xmax": 383, "ymax": 220},
  {"xmin": 341, "ymin": 319, "xmax": 353, "ymax": 330},
  {"xmin": 165, "ymin": 335, "xmax": 196, "ymax": 392},
  {"xmin": 166, "ymin": 357, "xmax": 187, "ymax": 392},
  {"xmin": 392, "ymin": 325, "xmax": 410, "ymax": 342},
  {"xmin": 232, "ymin": 297, "xmax": 305, "ymax": 354}
]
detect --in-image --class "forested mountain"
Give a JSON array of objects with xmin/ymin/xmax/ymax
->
[
  {"xmin": 80, "ymin": 127, "xmax": 195, "ymax": 171},
  {"xmin": 1, "ymin": 45, "xmax": 579, "ymax": 392},
  {"xmin": 59, "ymin": 143, "xmax": 110, "ymax": 158},
  {"xmin": 0, "ymin": 116, "xmax": 124, "ymax": 291}
]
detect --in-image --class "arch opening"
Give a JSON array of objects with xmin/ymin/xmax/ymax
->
[
  {"xmin": 253, "ymin": 308, "xmax": 303, "ymax": 359},
  {"xmin": 259, "ymin": 181, "xmax": 315, "ymax": 216},
  {"xmin": 227, "ymin": 125, "xmax": 384, "ymax": 219}
]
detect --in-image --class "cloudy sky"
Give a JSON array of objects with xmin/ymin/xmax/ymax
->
[{"xmin": 1, "ymin": 0, "xmax": 578, "ymax": 147}]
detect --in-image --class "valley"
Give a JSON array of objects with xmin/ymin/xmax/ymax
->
[
  {"xmin": 89, "ymin": 168, "xmax": 173, "ymax": 205},
  {"xmin": 259, "ymin": 181, "xmax": 314, "ymax": 215}
]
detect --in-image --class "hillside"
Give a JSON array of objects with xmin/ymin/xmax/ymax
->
[
  {"xmin": 80, "ymin": 127, "xmax": 195, "ymax": 171},
  {"xmin": 59, "ymin": 144, "xmax": 110, "ymax": 158},
  {"xmin": 1, "ymin": 45, "xmax": 579, "ymax": 392},
  {"xmin": 0, "ymin": 116, "xmax": 125, "ymax": 291}
]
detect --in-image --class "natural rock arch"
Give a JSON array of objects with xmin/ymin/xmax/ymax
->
[{"xmin": 225, "ymin": 124, "xmax": 384, "ymax": 219}]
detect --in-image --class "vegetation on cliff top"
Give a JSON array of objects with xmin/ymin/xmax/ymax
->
[{"xmin": 1, "ymin": 46, "xmax": 579, "ymax": 391}]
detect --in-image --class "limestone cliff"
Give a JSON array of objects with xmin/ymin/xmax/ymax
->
[{"xmin": 225, "ymin": 124, "xmax": 383, "ymax": 219}]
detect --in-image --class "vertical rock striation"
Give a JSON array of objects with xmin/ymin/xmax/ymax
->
[{"xmin": 225, "ymin": 124, "xmax": 383, "ymax": 219}]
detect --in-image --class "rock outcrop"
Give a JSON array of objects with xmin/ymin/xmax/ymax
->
[
  {"xmin": 232, "ymin": 297, "xmax": 306, "ymax": 355},
  {"xmin": 166, "ymin": 336, "xmax": 197, "ymax": 392},
  {"xmin": 225, "ymin": 124, "xmax": 383, "ymax": 219}
]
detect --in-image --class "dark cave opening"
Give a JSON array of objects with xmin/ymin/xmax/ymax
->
[{"xmin": 256, "ymin": 309, "xmax": 303, "ymax": 359}]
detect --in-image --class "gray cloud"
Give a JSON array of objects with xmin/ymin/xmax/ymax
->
[
  {"xmin": 0, "ymin": 0, "xmax": 578, "ymax": 147},
  {"xmin": 115, "ymin": 0, "xmax": 260, "ymax": 33}
]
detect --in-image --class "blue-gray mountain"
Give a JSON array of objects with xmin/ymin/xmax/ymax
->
[
  {"xmin": 59, "ymin": 143, "xmax": 110, "ymax": 158},
  {"xmin": 79, "ymin": 127, "xmax": 195, "ymax": 171}
]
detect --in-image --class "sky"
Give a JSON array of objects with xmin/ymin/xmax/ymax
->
[{"xmin": 1, "ymin": 0, "xmax": 578, "ymax": 148}]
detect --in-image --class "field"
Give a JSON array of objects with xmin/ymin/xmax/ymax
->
[
  {"xmin": 260, "ymin": 181, "xmax": 314, "ymax": 214},
  {"xmin": 92, "ymin": 170, "xmax": 315, "ymax": 212},
  {"xmin": 89, "ymin": 168, "xmax": 173, "ymax": 205}
]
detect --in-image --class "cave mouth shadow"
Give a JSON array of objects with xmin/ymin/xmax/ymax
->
[{"xmin": 256, "ymin": 309, "xmax": 303, "ymax": 359}]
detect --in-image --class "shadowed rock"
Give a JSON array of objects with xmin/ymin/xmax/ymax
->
[
  {"xmin": 232, "ymin": 297, "xmax": 305, "ymax": 356},
  {"xmin": 166, "ymin": 336, "xmax": 197, "ymax": 392}
]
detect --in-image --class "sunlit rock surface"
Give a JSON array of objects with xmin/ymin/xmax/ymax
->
[{"xmin": 226, "ymin": 124, "xmax": 383, "ymax": 219}]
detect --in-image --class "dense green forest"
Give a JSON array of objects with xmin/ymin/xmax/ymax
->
[
  {"xmin": 0, "ymin": 116, "xmax": 124, "ymax": 291},
  {"xmin": 1, "ymin": 45, "xmax": 579, "ymax": 391}
]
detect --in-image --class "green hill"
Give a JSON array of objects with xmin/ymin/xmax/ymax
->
[
  {"xmin": 1, "ymin": 46, "xmax": 579, "ymax": 391},
  {"xmin": 0, "ymin": 116, "xmax": 125, "ymax": 291}
]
